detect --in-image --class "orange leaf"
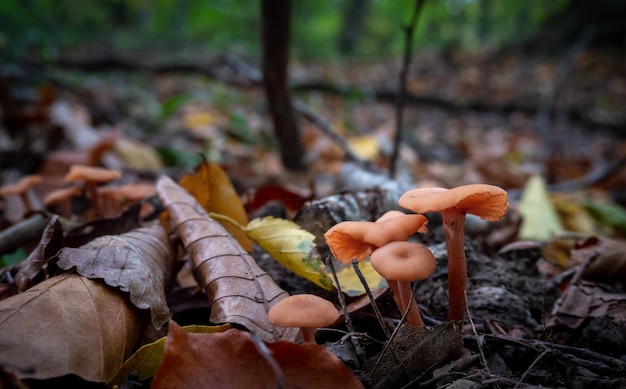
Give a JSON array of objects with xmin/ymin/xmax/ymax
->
[
  {"xmin": 180, "ymin": 161, "xmax": 253, "ymax": 251},
  {"xmin": 151, "ymin": 321, "xmax": 364, "ymax": 389}
]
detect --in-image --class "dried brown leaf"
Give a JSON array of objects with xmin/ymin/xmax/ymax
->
[
  {"xmin": 151, "ymin": 321, "xmax": 364, "ymax": 389},
  {"xmin": 14, "ymin": 215, "xmax": 65, "ymax": 291},
  {"xmin": 156, "ymin": 175, "xmax": 298, "ymax": 343},
  {"xmin": 572, "ymin": 236, "xmax": 626, "ymax": 282},
  {"xmin": 57, "ymin": 224, "xmax": 176, "ymax": 329},
  {"xmin": 0, "ymin": 273, "xmax": 141, "ymax": 381}
]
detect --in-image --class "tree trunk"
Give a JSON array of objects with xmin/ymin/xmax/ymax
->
[
  {"xmin": 260, "ymin": 0, "xmax": 305, "ymax": 171},
  {"xmin": 337, "ymin": 0, "xmax": 370, "ymax": 55}
]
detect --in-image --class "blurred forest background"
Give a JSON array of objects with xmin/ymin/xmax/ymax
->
[{"xmin": 0, "ymin": 0, "xmax": 570, "ymax": 61}]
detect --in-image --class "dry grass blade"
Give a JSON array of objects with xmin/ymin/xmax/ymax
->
[{"xmin": 156, "ymin": 175, "xmax": 298, "ymax": 343}]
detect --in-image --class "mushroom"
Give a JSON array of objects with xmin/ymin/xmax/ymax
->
[
  {"xmin": 370, "ymin": 241, "xmax": 436, "ymax": 328},
  {"xmin": 324, "ymin": 213, "xmax": 428, "ymax": 263},
  {"xmin": 399, "ymin": 184, "xmax": 508, "ymax": 323},
  {"xmin": 0, "ymin": 175, "xmax": 42, "ymax": 215},
  {"xmin": 64, "ymin": 165, "xmax": 122, "ymax": 218},
  {"xmin": 267, "ymin": 294, "xmax": 341, "ymax": 343},
  {"xmin": 43, "ymin": 186, "xmax": 81, "ymax": 218}
]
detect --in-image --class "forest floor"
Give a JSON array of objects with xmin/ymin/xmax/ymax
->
[{"xmin": 1, "ymin": 47, "xmax": 626, "ymax": 388}]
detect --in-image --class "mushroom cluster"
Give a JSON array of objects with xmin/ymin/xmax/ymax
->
[
  {"xmin": 324, "ymin": 211, "xmax": 433, "ymax": 329},
  {"xmin": 323, "ymin": 183, "xmax": 508, "ymax": 330}
]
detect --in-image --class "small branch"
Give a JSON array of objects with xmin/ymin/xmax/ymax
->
[{"xmin": 389, "ymin": 0, "xmax": 425, "ymax": 178}]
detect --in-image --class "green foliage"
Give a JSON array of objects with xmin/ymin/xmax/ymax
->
[{"xmin": 0, "ymin": 0, "xmax": 569, "ymax": 62}]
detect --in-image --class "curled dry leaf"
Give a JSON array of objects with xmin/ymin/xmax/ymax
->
[
  {"xmin": 0, "ymin": 273, "xmax": 141, "ymax": 382},
  {"xmin": 156, "ymin": 175, "xmax": 298, "ymax": 343},
  {"xmin": 14, "ymin": 215, "xmax": 64, "ymax": 292},
  {"xmin": 57, "ymin": 224, "xmax": 176, "ymax": 329},
  {"xmin": 151, "ymin": 321, "xmax": 364, "ymax": 389}
]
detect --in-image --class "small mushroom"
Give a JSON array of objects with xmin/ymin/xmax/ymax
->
[
  {"xmin": 370, "ymin": 241, "xmax": 436, "ymax": 328},
  {"xmin": 267, "ymin": 294, "xmax": 341, "ymax": 343},
  {"xmin": 43, "ymin": 186, "xmax": 82, "ymax": 218},
  {"xmin": 399, "ymin": 184, "xmax": 508, "ymax": 323},
  {"xmin": 0, "ymin": 175, "xmax": 42, "ymax": 215},
  {"xmin": 324, "ymin": 213, "xmax": 428, "ymax": 263},
  {"xmin": 64, "ymin": 165, "xmax": 122, "ymax": 218}
]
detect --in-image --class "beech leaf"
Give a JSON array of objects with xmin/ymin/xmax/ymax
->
[
  {"xmin": 108, "ymin": 323, "xmax": 231, "ymax": 387},
  {"xmin": 151, "ymin": 322, "xmax": 364, "ymax": 389},
  {"xmin": 0, "ymin": 274, "xmax": 141, "ymax": 382},
  {"xmin": 179, "ymin": 160, "xmax": 253, "ymax": 251},
  {"xmin": 57, "ymin": 224, "xmax": 176, "ymax": 329},
  {"xmin": 156, "ymin": 175, "xmax": 298, "ymax": 342}
]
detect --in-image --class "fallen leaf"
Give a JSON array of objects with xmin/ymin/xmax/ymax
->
[
  {"xmin": 585, "ymin": 199, "xmax": 626, "ymax": 237},
  {"xmin": 517, "ymin": 174, "xmax": 563, "ymax": 241},
  {"xmin": 245, "ymin": 216, "xmax": 333, "ymax": 290},
  {"xmin": 57, "ymin": 224, "xmax": 176, "ymax": 329},
  {"xmin": 108, "ymin": 323, "xmax": 231, "ymax": 387},
  {"xmin": 151, "ymin": 322, "xmax": 364, "ymax": 389},
  {"xmin": 179, "ymin": 160, "xmax": 253, "ymax": 251},
  {"xmin": 156, "ymin": 175, "xmax": 298, "ymax": 342},
  {"xmin": 571, "ymin": 236, "xmax": 626, "ymax": 282},
  {"xmin": 14, "ymin": 215, "xmax": 65, "ymax": 292},
  {"xmin": 549, "ymin": 282, "xmax": 626, "ymax": 329},
  {"xmin": 0, "ymin": 274, "xmax": 141, "ymax": 382},
  {"xmin": 114, "ymin": 138, "xmax": 163, "ymax": 172}
]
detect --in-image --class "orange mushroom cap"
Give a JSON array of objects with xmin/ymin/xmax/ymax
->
[
  {"xmin": 0, "ymin": 175, "xmax": 42, "ymax": 196},
  {"xmin": 399, "ymin": 184, "xmax": 508, "ymax": 222},
  {"xmin": 324, "ymin": 213, "xmax": 429, "ymax": 263},
  {"xmin": 324, "ymin": 222, "xmax": 378, "ymax": 263},
  {"xmin": 64, "ymin": 165, "xmax": 122, "ymax": 183},
  {"xmin": 370, "ymin": 241, "xmax": 436, "ymax": 282},
  {"xmin": 268, "ymin": 294, "xmax": 340, "ymax": 329}
]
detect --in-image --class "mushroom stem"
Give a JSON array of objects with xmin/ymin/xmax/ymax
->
[
  {"xmin": 390, "ymin": 280, "xmax": 424, "ymax": 328},
  {"xmin": 441, "ymin": 210, "xmax": 468, "ymax": 323},
  {"xmin": 84, "ymin": 181, "xmax": 101, "ymax": 217},
  {"xmin": 299, "ymin": 327, "xmax": 317, "ymax": 343}
]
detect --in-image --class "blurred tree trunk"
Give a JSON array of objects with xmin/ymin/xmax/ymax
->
[
  {"xmin": 338, "ymin": 0, "xmax": 370, "ymax": 55},
  {"xmin": 260, "ymin": 0, "xmax": 305, "ymax": 171}
]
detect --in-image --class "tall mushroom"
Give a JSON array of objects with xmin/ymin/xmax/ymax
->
[
  {"xmin": 267, "ymin": 294, "xmax": 341, "ymax": 343},
  {"xmin": 370, "ymin": 241, "xmax": 436, "ymax": 328},
  {"xmin": 64, "ymin": 165, "xmax": 122, "ymax": 218},
  {"xmin": 399, "ymin": 184, "xmax": 508, "ymax": 323}
]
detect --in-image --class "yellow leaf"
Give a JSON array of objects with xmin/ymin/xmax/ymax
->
[
  {"xmin": 108, "ymin": 324, "xmax": 231, "ymax": 388},
  {"xmin": 517, "ymin": 174, "xmax": 563, "ymax": 241},
  {"xmin": 183, "ymin": 112, "xmax": 215, "ymax": 132},
  {"xmin": 246, "ymin": 217, "xmax": 333, "ymax": 290},
  {"xmin": 114, "ymin": 138, "xmax": 163, "ymax": 172},
  {"xmin": 348, "ymin": 135, "xmax": 380, "ymax": 159},
  {"xmin": 180, "ymin": 161, "xmax": 253, "ymax": 251},
  {"xmin": 334, "ymin": 259, "xmax": 388, "ymax": 297},
  {"xmin": 244, "ymin": 216, "xmax": 386, "ymax": 296}
]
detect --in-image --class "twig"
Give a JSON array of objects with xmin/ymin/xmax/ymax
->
[
  {"xmin": 513, "ymin": 348, "xmax": 550, "ymax": 389},
  {"xmin": 250, "ymin": 332, "xmax": 287, "ymax": 389},
  {"xmin": 291, "ymin": 99, "xmax": 371, "ymax": 169},
  {"xmin": 324, "ymin": 256, "xmax": 365, "ymax": 359},
  {"xmin": 535, "ymin": 26, "xmax": 595, "ymax": 174},
  {"xmin": 389, "ymin": 0, "xmax": 425, "ymax": 178},
  {"xmin": 466, "ymin": 301, "xmax": 491, "ymax": 377},
  {"xmin": 351, "ymin": 259, "xmax": 391, "ymax": 339}
]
